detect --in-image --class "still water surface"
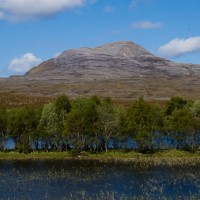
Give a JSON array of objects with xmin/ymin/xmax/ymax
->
[{"xmin": 0, "ymin": 160, "xmax": 199, "ymax": 199}]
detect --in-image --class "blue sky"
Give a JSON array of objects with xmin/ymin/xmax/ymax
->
[{"xmin": 0, "ymin": 0, "xmax": 200, "ymax": 77}]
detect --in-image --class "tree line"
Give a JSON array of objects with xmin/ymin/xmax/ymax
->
[{"xmin": 0, "ymin": 95, "xmax": 200, "ymax": 153}]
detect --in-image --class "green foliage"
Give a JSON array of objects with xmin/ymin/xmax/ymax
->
[
  {"xmin": 54, "ymin": 94, "xmax": 71, "ymax": 116},
  {"xmin": 90, "ymin": 95, "xmax": 101, "ymax": 105},
  {"xmin": 126, "ymin": 97, "xmax": 164, "ymax": 151},
  {"xmin": 165, "ymin": 96, "xmax": 188, "ymax": 115},
  {"xmin": 7, "ymin": 107, "xmax": 40, "ymax": 153},
  {"xmin": 169, "ymin": 109, "xmax": 197, "ymax": 149},
  {"xmin": 39, "ymin": 102, "xmax": 61, "ymax": 150},
  {"xmin": 0, "ymin": 108, "xmax": 7, "ymax": 134},
  {"xmin": 0, "ymin": 108, "xmax": 7, "ymax": 150},
  {"xmin": 191, "ymin": 100, "xmax": 200, "ymax": 118},
  {"xmin": 116, "ymin": 106, "xmax": 128, "ymax": 141},
  {"xmin": 170, "ymin": 109, "xmax": 195, "ymax": 135},
  {"xmin": 0, "ymin": 95, "xmax": 199, "ymax": 153},
  {"xmin": 40, "ymin": 103, "xmax": 59, "ymax": 136},
  {"xmin": 64, "ymin": 97, "xmax": 99, "ymax": 152},
  {"xmin": 97, "ymin": 99, "xmax": 119, "ymax": 152},
  {"xmin": 53, "ymin": 95, "xmax": 71, "ymax": 136},
  {"xmin": 71, "ymin": 97, "xmax": 87, "ymax": 110},
  {"xmin": 64, "ymin": 109, "xmax": 84, "ymax": 150}
]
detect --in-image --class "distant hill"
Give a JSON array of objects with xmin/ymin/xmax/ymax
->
[
  {"xmin": 1, "ymin": 41, "xmax": 200, "ymax": 102},
  {"xmin": 26, "ymin": 41, "xmax": 199, "ymax": 81}
]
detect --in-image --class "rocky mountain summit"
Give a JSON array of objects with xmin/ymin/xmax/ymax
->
[
  {"xmin": 26, "ymin": 41, "xmax": 199, "ymax": 81},
  {"xmin": 1, "ymin": 41, "xmax": 200, "ymax": 101}
]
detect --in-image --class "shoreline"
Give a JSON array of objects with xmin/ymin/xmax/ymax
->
[{"xmin": 0, "ymin": 150, "xmax": 199, "ymax": 167}]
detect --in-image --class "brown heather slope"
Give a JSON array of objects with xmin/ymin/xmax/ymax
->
[
  {"xmin": 1, "ymin": 41, "xmax": 200, "ymax": 106},
  {"xmin": 0, "ymin": 92, "xmax": 53, "ymax": 108}
]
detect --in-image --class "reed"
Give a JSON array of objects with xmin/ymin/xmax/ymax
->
[{"xmin": 0, "ymin": 150, "xmax": 199, "ymax": 167}]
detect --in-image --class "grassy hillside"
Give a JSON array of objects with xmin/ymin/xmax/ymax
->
[{"xmin": 0, "ymin": 92, "xmax": 52, "ymax": 108}]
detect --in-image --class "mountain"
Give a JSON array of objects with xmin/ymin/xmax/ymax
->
[
  {"xmin": 1, "ymin": 41, "xmax": 200, "ymax": 101},
  {"xmin": 25, "ymin": 41, "xmax": 199, "ymax": 80},
  {"xmin": 26, "ymin": 41, "xmax": 154, "ymax": 78}
]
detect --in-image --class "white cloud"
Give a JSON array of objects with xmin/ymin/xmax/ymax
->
[
  {"xmin": 131, "ymin": 21, "xmax": 162, "ymax": 29},
  {"xmin": 8, "ymin": 53, "xmax": 42, "ymax": 73},
  {"xmin": 158, "ymin": 37, "xmax": 200, "ymax": 58},
  {"xmin": 103, "ymin": 6, "xmax": 115, "ymax": 13},
  {"xmin": 0, "ymin": 0, "xmax": 88, "ymax": 21}
]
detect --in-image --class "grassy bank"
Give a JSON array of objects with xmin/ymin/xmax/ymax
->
[{"xmin": 0, "ymin": 150, "xmax": 199, "ymax": 167}]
